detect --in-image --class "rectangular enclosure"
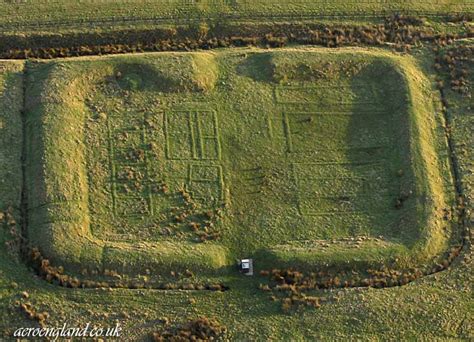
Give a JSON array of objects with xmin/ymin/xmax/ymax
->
[{"xmin": 23, "ymin": 48, "xmax": 454, "ymax": 275}]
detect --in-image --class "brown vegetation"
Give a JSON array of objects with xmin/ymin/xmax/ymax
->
[
  {"xmin": 17, "ymin": 301, "xmax": 49, "ymax": 328},
  {"xmin": 0, "ymin": 206, "xmax": 22, "ymax": 259},
  {"xmin": 152, "ymin": 317, "xmax": 226, "ymax": 341},
  {"xmin": 1, "ymin": 15, "xmax": 471, "ymax": 59},
  {"xmin": 28, "ymin": 247, "xmax": 229, "ymax": 291},
  {"xmin": 258, "ymin": 244, "xmax": 464, "ymax": 311},
  {"xmin": 434, "ymin": 44, "xmax": 473, "ymax": 96}
]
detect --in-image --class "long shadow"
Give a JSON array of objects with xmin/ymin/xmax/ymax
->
[{"xmin": 347, "ymin": 59, "xmax": 415, "ymax": 244}]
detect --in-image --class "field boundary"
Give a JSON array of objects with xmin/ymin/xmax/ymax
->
[{"xmin": 0, "ymin": 14, "xmax": 472, "ymax": 60}]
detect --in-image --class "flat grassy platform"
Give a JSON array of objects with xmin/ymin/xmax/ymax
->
[{"xmin": 24, "ymin": 47, "xmax": 455, "ymax": 276}]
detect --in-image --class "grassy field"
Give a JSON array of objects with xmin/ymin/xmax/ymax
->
[
  {"xmin": 0, "ymin": 1, "xmax": 472, "ymax": 341},
  {"xmin": 0, "ymin": 0, "xmax": 471, "ymax": 34},
  {"xmin": 0, "ymin": 61, "xmax": 23, "ymax": 212}
]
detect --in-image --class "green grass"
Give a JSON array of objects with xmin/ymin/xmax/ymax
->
[
  {"xmin": 0, "ymin": 61, "xmax": 23, "ymax": 264},
  {"xmin": 0, "ymin": 8, "xmax": 472, "ymax": 340},
  {"xmin": 0, "ymin": 0, "xmax": 471, "ymax": 34},
  {"xmin": 0, "ymin": 28, "xmax": 474, "ymax": 341},
  {"xmin": 0, "ymin": 61, "xmax": 23, "ymax": 212},
  {"xmin": 22, "ymin": 47, "xmax": 455, "ymax": 278}
]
